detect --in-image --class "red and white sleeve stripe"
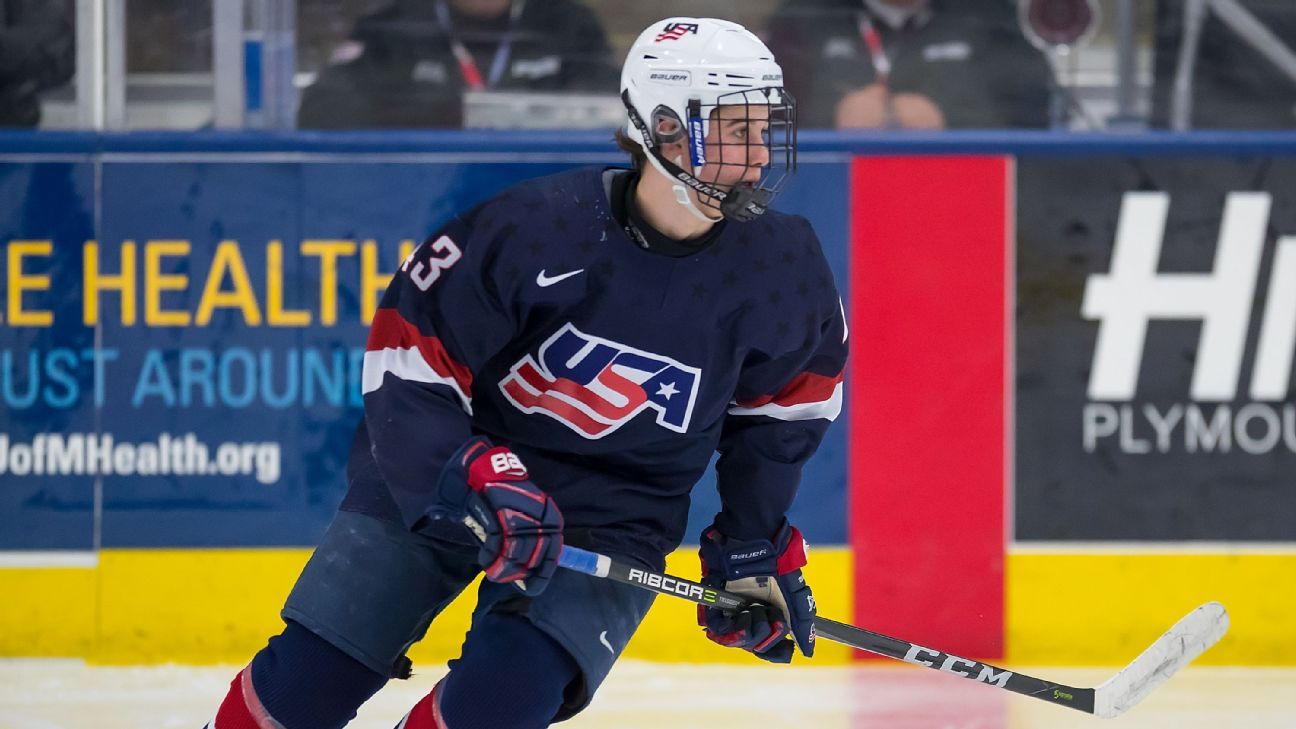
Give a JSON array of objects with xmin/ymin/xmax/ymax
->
[
  {"xmin": 362, "ymin": 308, "xmax": 475, "ymax": 415},
  {"xmin": 728, "ymin": 369, "xmax": 844, "ymax": 422}
]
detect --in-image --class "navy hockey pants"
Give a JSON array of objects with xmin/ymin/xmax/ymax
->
[{"xmin": 280, "ymin": 509, "xmax": 655, "ymax": 722}]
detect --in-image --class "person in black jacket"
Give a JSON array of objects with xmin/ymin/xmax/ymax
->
[
  {"xmin": 298, "ymin": 0, "xmax": 618, "ymax": 129},
  {"xmin": 765, "ymin": 0, "xmax": 1054, "ymax": 129},
  {"xmin": 0, "ymin": 0, "xmax": 74, "ymax": 127},
  {"xmin": 1152, "ymin": 0, "xmax": 1296, "ymax": 129}
]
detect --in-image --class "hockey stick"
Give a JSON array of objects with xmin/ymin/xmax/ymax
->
[{"xmin": 557, "ymin": 544, "xmax": 1229, "ymax": 719}]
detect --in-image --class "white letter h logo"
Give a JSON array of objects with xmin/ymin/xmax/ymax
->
[{"xmin": 1082, "ymin": 192, "xmax": 1271, "ymax": 401}]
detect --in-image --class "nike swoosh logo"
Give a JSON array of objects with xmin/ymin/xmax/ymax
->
[
  {"xmin": 599, "ymin": 630, "xmax": 614, "ymax": 654},
  {"xmin": 536, "ymin": 268, "xmax": 584, "ymax": 287}
]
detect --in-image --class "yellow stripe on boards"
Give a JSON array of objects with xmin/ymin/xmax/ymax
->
[
  {"xmin": 96, "ymin": 549, "xmax": 311, "ymax": 664},
  {"xmin": 7, "ymin": 547, "xmax": 1293, "ymax": 665},
  {"xmin": 1007, "ymin": 550, "xmax": 1296, "ymax": 665},
  {"xmin": 0, "ymin": 566, "xmax": 97, "ymax": 656}
]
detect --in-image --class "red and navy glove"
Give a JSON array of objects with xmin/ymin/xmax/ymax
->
[
  {"xmin": 432, "ymin": 437, "xmax": 563, "ymax": 596},
  {"xmin": 697, "ymin": 522, "xmax": 816, "ymax": 663}
]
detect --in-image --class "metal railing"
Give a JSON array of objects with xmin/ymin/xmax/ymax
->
[
  {"xmin": 1171, "ymin": 0, "xmax": 1296, "ymax": 129},
  {"xmin": 73, "ymin": 0, "xmax": 296, "ymax": 130}
]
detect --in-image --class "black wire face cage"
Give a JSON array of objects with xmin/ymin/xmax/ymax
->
[
  {"xmin": 626, "ymin": 87, "xmax": 797, "ymax": 222},
  {"xmin": 690, "ymin": 88, "xmax": 797, "ymax": 221}
]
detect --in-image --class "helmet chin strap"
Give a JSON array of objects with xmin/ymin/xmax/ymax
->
[
  {"xmin": 639, "ymin": 146, "xmax": 719, "ymax": 223},
  {"xmin": 673, "ymin": 184, "xmax": 717, "ymax": 223}
]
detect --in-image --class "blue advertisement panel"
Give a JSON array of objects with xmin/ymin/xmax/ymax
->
[{"xmin": 1, "ymin": 137, "xmax": 850, "ymax": 549}]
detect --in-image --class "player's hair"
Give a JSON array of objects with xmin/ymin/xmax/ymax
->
[{"xmin": 614, "ymin": 129, "xmax": 646, "ymax": 169}]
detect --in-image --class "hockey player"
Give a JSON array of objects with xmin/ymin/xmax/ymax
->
[{"xmin": 207, "ymin": 16, "xmax": 847, "ymax": 729}]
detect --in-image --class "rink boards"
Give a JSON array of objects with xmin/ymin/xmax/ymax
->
[{"xmin": 2, "ymin": 131, "xmax": 1295, "ymax": 665}]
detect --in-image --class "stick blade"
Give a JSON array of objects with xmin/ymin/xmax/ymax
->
[{"xmin": 1093, "ymin": 601, "xmax": 1229, "ymax": 718}]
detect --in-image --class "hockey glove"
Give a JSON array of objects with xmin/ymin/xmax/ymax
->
[
  {"xmin": 697, "ymin": 522, "xmax": 816, "ymax": 663},
  {"xmin": 432, "ymin": 437, "xmax": 563, "ymax": 596}
]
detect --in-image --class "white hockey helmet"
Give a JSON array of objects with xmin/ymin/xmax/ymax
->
[{"xmin": 620, "ymin": 17, "xmax": 797, "ymax": 222}]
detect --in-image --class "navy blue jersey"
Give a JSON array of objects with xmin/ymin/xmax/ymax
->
[{"xmin": 342, "ymin": 166, "xmax": 847, "ymax": 570}]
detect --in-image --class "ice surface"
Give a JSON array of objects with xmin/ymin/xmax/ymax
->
[{"xmin": 1, "ymin": 659, "xmax": 1293, "ymax": 728}]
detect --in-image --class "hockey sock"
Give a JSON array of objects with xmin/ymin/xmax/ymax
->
[
  {"xmin": 430, "ymin": 613, "xmax": 581, "ymax": 729},
  {"xmin": 213, "ymin": 620, "xmax": 388, "ymax": 729},
  {"xmin": 393, "ymin": 678, "xmax": 447, "ymax": 728},
  {"xmin": 208, "ymin": 665, "xmax": 280, "ymax": 729}
]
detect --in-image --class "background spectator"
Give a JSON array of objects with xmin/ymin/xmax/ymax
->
[
  {"xmin": 1152, "ymin": 0, "xmax": 1296, "ymax": 129},
  {"xmin": 765, "ymin": 0, "xmax": 1054, "ymax": 129},
  {"xmin": 298, "ymin": 0, "xmax": 619, "ymax": 129},
  {"xmin": 0, "ymin": 0, "xmax": 74, "ymax": 128}
]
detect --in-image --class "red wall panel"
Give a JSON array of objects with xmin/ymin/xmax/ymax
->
[{"xmin": 849, "ymin": 155, "xmax": 1010, "ymax": 660}]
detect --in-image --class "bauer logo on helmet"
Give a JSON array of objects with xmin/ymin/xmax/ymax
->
[{"xmin": 648, "ymin": 71, "xmax": 692, "ymax": 85}]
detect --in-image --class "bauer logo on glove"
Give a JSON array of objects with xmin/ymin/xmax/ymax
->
[{"xmin": 697, "ymin": 521, "xmax": 816, "ymax": 663}]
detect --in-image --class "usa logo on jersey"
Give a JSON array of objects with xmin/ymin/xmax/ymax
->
[{"xmin": 500, "ymin": 323, "xmax": 701, "ymax": 439}]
